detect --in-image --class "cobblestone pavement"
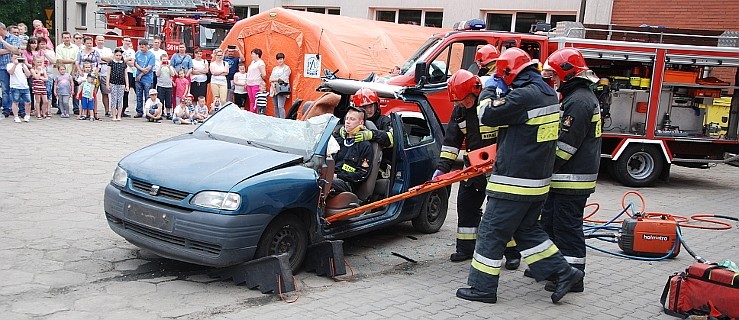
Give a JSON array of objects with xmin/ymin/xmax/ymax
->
[{"xmin": 0, "ymin": 116, "xmax": 737, "ymax": 319}]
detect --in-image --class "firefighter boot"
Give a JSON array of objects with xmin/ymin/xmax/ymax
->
[
  {"xmin": 544, "ymin": 279, "xmax": 584, "ymax": 293},
  {"xmin": 450, "ymin": 252, "xmax": 473, "ymax": 262},
  {"xmin": 504, "ymin": 246, "xmax": 521, "ymax": 270},
  {"xmin": 524, "ymin": 268, "xmax": 557, "ymax": 281},
  {"xmin": 550, "ymin": 266, "xmax": 584, "ymax": 303},
  {"xmin": 456, "ymin": 287, "xmax": 497, "ymax": 304}
]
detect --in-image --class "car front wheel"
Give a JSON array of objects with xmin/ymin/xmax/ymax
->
[
  {"xmin": 255, "ymin": 214, "xmax": 308, "ymax": 272},
  {"xmin": 412, "ymin": 188, "xmax": 449, "ymax": 233}
]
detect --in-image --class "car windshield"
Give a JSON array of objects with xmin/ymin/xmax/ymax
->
[
  {"xmin": 398, "ymin": 37, "xmax": 442, "ymax": 75},
  {"xmin": 199, "ymin": 25, "xmax": 230, "ymax": 50},
  {"xmin": 195, "ymin": 104, "xmax": 335, "ymax": 160}
]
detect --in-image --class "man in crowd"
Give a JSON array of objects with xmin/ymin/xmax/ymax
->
[
  {"xmin": 56, "ymin": 31, "xmax": 79, "ymax": 114},
  {"xmin": 0, "ymin": 22, "xmax": 22, "ymax": 118},
  {"xmin": 149, "ymin": 36, "xmax": 165, "ymax": 88},
  {"xmin": 224, "ymin": 46, "xmax": 243, "ymax": 102},
  {"xmin": 134, "ymin": 39, "xmax": 155, "ymax": 118}
]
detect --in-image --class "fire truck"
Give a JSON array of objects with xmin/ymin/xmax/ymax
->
[
  {"xmin": 95, "ymin": 0, "xmax": 237, "ymax": 57},
  {"xmin": 383, "ymin": 21, "xmax": 739, "ymax": 187}
]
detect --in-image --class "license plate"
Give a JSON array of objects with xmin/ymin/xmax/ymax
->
[{"xmin": 124, "ymin": 203, "xmax": 175, "ymax": 232}]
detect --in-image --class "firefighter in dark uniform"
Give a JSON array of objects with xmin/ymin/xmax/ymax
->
[
  {"xmin": 350, "ymin": 88, "xmax": 393, "ymax": 176},
  {"xmin": 456, "ymin": 48, "xmax": 583, "ymax": 304},
  {"xmin": 539, "ymin": 48, "xmax": 602, "ymax": 293},
  {"xmin": 434, "ymin": 69, "xmax": 499, "ymax": 263},
  {"xmin": 330, "ymin": 107, "xmax": 375, "ymax": 195}
]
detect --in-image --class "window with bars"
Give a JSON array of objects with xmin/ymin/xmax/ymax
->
[
  {"xmin": 285, "ymin": 7, "xmax": 341, "ymax": 15},
  {"xmin": 485, "ymin": 12, "xmax": 577, "ymax": 32}
]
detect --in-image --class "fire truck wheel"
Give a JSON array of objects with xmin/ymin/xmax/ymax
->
[
  {"xmin": 614, "ymin": 145, "xmax": 664, "ymax": 187},
  {"xmin": 412, "ymin": 187, "xmax": 449, "ymax": 233},
  {"xmin": 255, "ymin": 214, "xmax": 308, "ymax": 273}
]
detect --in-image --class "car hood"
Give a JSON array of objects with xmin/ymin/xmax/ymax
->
[{"xmin": 121, "ymin": 135, "xmax": 305, "ymax": 192}]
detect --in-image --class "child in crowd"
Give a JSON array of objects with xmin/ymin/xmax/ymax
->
[
  {"xmin": 77, "ymin": 73, "xmax": 96, "ymax": 121},
  {"xmin": 76, "ymin": 62, "xmax": 98, "ymax": 120},
  {"xmin": 233, "ymin": 63, "xmax": 248, "ymax": 110},
  {"xmin": 156, "ymin": 53, "xmax": 175, "ymax": 119},
  {"xmin": 193, "ymin": 96, "xmax": 209, "ymax": 122},
  {"xmin": 172, "ymin": 97, "xmax": 192, "ymax": 124},
  {"xmin": 144, "ymin": 89, "xmax": 163, "ymax": 122},
  {"xmin": 30, "ymin": 55, "xmax": 49, "ymax": 119},
  {"xmin": 7, "ymin": 51, "xmax": 32, "ymax": 123},
  {"xmin": 54, "ymin": 64, "xmax": 73, "ymax": 118},
  {"xmin": 173, "ymin": 68, "xmax": 190, "ymax": 116},
  {"xmin": 210, "ymin": 97, "xmax": 222, "ymax": 115},
  {"xmin": 254, "ymin": 82, "xmax": 269, "ymax": 115},
  {"xmin": 107, "ymin": 48, "xmax": 128, "ymax": 121}
]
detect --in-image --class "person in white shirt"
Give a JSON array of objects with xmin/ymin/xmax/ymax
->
[
  {"xmin": 149, "ymin": 36, "xmax": 165, "ymax": 88},
  {"xmin": 120, "ymin": 36, "xmax": 136, "ymax": 117},
  {"xmin": 7, "ymin": 51, "xmax": 32, "ymax": 122},
  {"xmin": 55, "ymin": 31, "xmax": 79, "ymax": 114},
  {"xmin": 144, "ymin": 88, "xmax": 162, "ymax": 122},
  {"xmin": 95, "ymin": 35, "xmax": 113, "ymax": 117}
]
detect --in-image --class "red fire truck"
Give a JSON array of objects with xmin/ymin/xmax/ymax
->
[
  {"xmin": 383, "ymin": 21, "xmax": 739, "ymax": 187},
  {"xmin": 94, "ymin": 0, "xmax": 237, "ymax": 57}
]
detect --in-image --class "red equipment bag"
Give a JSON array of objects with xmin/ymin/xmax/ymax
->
[{"xmin": 660, "ymin": 262, "xmax": 739, "ymax": 319}]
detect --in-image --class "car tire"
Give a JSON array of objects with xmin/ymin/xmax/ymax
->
[
  {"xmin": 255, "ymin": 214, "xmax": 308, "ymax": 272},
  {"xmin": 614, "ymin": 144, "xmax": 664, "ymax": 187},
  {"xmin": 412, "ymin": 187, "xmax": 448, "ymax": 233}
]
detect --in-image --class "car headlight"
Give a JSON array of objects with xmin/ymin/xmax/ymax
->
[
  {"xmin": 190, "ymin": 191, "xmax": 241, "ymax": 211},
  {"xmin": 112, "ymin": 166, "xmax": 128, "ymax": 188}
]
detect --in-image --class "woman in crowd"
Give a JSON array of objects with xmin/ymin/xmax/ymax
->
[
  {"xmin": 36, "ymin": 37, "xmax": 56, "ymax": 117},
  {"xmin": 190, "ymin": 48, "xmax": 209, "ymax": 101},
  {"xmin": 246, "ymin": 48, "xmax": 266, "ymax": 112},
  {"xmin": 209, "ymin": 48, "xmax": 229, "ymax": 102},
  {"xmin": 269, "ymin": 52, "xmax": 291, "ymax": 118}
]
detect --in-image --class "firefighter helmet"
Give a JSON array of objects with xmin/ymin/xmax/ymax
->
[
  {"xmin": 352, "ymin": 88, "xmax": 379, "ymax": 107},
  {"xmin": 447, "ymin": 69, "xmax": 482, "ymax": 102},
  {"xmin": 475, "ymin": 44, "xmax": 500, "ymax": 67},
  {"xmin": 545, "ymin": 48, "xmax": 595, "ymax": 82},
  {"xmin": 494, "ymin": 48, "xmax": 536, "ymax": 85}
]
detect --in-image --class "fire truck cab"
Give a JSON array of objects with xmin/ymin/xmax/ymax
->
[
  {"xmin": 384, "ymin": 21, "xmax": 739, "ymax": 187},
  {"xmin": 95, "ymin": 0, "xmax": 236, "ymax": 58}
]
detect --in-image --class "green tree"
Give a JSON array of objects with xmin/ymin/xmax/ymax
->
[{"xmin": 0, "ymin": 0, "xmax": 55, "ymax": 30}]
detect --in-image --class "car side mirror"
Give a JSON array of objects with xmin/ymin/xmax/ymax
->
[{"xmin": 414, "ymin": 61, "xmax": 427, "ymax": 87}]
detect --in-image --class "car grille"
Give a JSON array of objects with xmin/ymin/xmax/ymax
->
[
  {"xmin": 131, "ymin": 179, "xmax": 190, "ymax": 201},
  {"xmin": 122, "ymin": 219, "xmax": 222, "ymax": 255}
]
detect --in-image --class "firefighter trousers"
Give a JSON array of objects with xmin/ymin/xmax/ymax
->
[
  {"xmin": 540, "ymin": 193, "xmax": 588, "ymax": 272},
  {"xmin": 468, "ymin": 197, "xmax": 569, "ymax": 293},
  {"xmin": 456, "ymin": 180, "xmax": 520, "ymax": 260}
]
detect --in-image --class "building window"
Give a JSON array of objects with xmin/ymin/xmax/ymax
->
[
  {"xmin": 550, "ymin": 14, "xmax": 577, "ymax": 28},
  {"xmin": 285, "ymin": 7, "xmax": 340, "ymax": 15},
  {"xmin": 486, "ymin": 13, "xmax": 513, "ymax": 31},
  {"xmin": 374, "ymin": 9, "xmax": 443, "ymax": 27},
  {"xmin": 424, "ymin": 11, "xmax": 443, "ymax": 28},
  {"xmin": 515, "ymin": 12, "xmax": 547, "ymax": 33},
  {"xmin": 234, "ymin": 6, "xmax": 259, "ymax": 18},
  {"xmin": 77, "ymin": 2, "xmax": 87, "ymax": 27},
  {"xmin": 485, "ymin": 12, "xmax": 576, "ymax": 33}
]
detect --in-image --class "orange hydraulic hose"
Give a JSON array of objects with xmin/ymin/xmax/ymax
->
[{"xmin": 584, "ymin": 190, "xmax": 735, "ymax": 230}]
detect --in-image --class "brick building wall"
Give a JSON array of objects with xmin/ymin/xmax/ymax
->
[{"xmin": 611, "ymin": 0, "xmax": 738, "ymax": 85}]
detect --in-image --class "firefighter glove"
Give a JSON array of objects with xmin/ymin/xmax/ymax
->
[{"xmin": 353, "ymin": 129, "xmax": 373, "ymax": 143}]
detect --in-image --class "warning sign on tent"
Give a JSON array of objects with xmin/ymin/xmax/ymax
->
[{"xmin": 304, "ymin": 54, "xmax": 320, "ymax": 78}]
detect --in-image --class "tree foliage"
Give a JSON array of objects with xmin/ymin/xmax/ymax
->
[{"xmin": 0, "ymin": 0, "xmax": 55, "ymax": 27}]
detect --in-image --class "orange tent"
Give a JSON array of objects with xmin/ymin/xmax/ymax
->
[{"xmin": 219, "ymin": 7, "xmax": 445, "ymax": 116}]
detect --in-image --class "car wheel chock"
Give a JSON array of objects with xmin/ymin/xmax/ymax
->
[
  {"xmin": 209, "ymin": 253, "xmax": 295, "ymax": 294},
  {"xmin": 304, "ymin": 240, "xmax": 346, "ymax": 277}
]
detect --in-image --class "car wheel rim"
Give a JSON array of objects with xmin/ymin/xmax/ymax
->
[
  {"xmin": 627, "ymin": 151, "xmax": 654, "ymax": 180},
  {"xmin": 270, "ymin": 226, "xmax": 298, "ymax": 258},
  {"xmin": 425, "ymin": 193, "xmax": 441, "ymax": 223}
]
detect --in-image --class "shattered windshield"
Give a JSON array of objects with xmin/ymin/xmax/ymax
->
[
  {"xmin": 195, "ymin": 104, "xmax": 335, "ymax": 160},
  {"xmin": 398, "ymin": 37, "xmax": 442, "ymax": 75}
]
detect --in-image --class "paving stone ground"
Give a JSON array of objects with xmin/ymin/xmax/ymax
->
[{"xmin": 0, "ymin": 114, "xmax": 737, "ymax": 319}]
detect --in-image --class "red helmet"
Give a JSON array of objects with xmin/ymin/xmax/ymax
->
[
  {"xmin": 475, "ymin": 44, "xmax": 500, "ymax": 67},
  {"xmin": 352, "ymin": 88, "xmax": 379, "ymax": 107},
  {"xmin": 447, "ymin": 70, "xmax": 482, "ymax": 102},
  {"xmin": 545, "ymin": 48, "xmax": 590, "ymax": 82},
  {"xmin": 494, "ymin": 48, "xmax": 536, "ymax": 85}
]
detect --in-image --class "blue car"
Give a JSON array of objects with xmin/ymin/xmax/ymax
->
[{"xmin": 104, "ymin": 79, "xmax": 448, "ymax": 271}]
